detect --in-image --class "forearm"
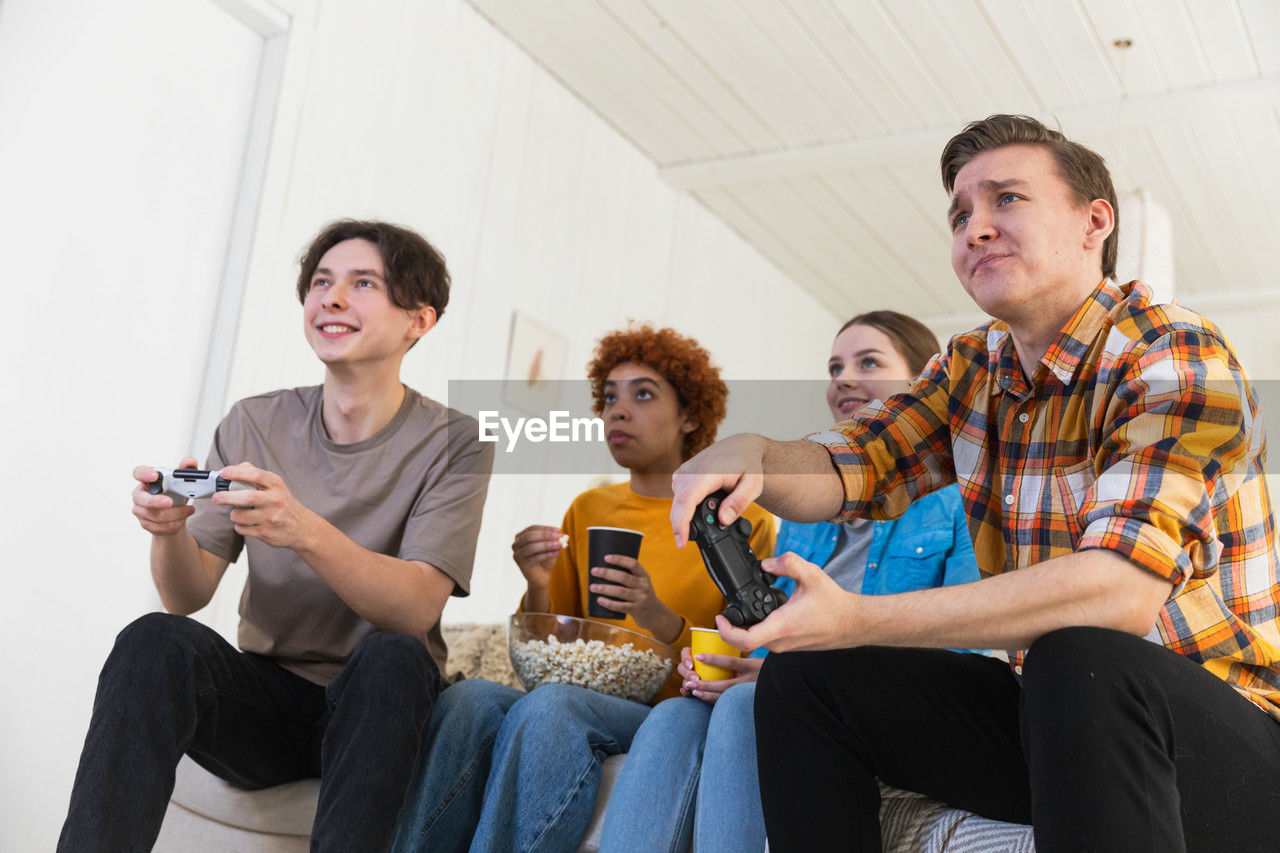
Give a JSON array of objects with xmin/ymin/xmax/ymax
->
[
  {"xmin": 150, "ymin": 530, "xmax": 221, "ymax": 614},
  {"xmin": 291, "ymin": 510, "xmax": 452, "ymax": 637},
  {"xmin": 758, "ymin": 438, "xmax": 844, "ymax": 523},
  {"xmin": 638, "ymin": 606, "xmax": 685, "ymax": 646},
  {"xmin": 853, "ymin": 550, "xmax": 1170, "ymax": 650},
  {"xmin": 523, "ymin": 582, "xmax": 551, "ymax": 613}
]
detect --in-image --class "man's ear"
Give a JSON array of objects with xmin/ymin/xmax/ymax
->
[
  {"xmin": 407, "ymin": 305, "xmax": 438, "ymax": 344},
  {"xmin": 1083, "ymin": 198, "xmax": 1115, "ymax": 253}
]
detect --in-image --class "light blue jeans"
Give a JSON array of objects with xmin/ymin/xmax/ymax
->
[
  {"xmin": 392, "ymin": 679, "xmax": 651, "ymax": 853},
  {"xmin": 599, "ymin": 683, "xmax": 765, "ymax": 853}
]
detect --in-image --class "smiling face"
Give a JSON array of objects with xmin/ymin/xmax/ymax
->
[
  {"xmin": 825, "ymin": 324, "xmax": 914, "ymax": 421},
  {"xmin": 302, "ymin": 238, "xmax": 435, "ymax": 367},
  {"xmin": 601, "ymin": 362, "xmax": 697, "ymax": 475},
  {"xmin": 948, "ymin": 144, "xmax": 1113, "ymax": 335}
]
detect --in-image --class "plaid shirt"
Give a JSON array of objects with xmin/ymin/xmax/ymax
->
[{"xmin": 810, "ymin": 280, "xmax": 1280, "ymax": 719}]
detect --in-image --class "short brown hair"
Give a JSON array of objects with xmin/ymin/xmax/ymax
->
[
  {"xmin": 296, "ymin": 219, "xmax": 450, "ymax": 317},
  {"xmin": 940, "ymin": 114, "xmax": 1119, "ymax": 279},
  {"xmin": 838, "ymin": 311, "xmax": 941, "ymax": 376},
  {"xmin": 587, "ymin": 325, "xmax": 727, "ymax": 460}
]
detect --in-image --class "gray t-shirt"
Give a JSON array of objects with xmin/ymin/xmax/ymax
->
[
  {"xmin": 822, "ymin": 517, "xmax": 876, "ymax": 593},
  {"xmin": 187, "ymin": 385, "xmax": 494, "ymax": 685}
]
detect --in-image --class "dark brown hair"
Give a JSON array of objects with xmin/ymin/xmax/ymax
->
[
  {"xmin": 296, "ymin": 219, "xmax": 450, "ymax": 317},
  {"xmin": 587, "ymin": 325, "xmax": 727, "ymax": 460},
  {"xmin": 940, "ymin": 114, "xmax": 1119, "ymax": 279},
  {"xmin": 838, "ymin": 311, "xmax": 941, "ymax": 376}
]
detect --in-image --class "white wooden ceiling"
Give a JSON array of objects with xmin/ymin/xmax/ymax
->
[{"xmin": 464, "ymin": 0, "xmax": 1280, "ymax": 323}]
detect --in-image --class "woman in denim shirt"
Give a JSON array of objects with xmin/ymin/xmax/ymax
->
[
  {"xmin": 600, "ymin": 311, "xmax": 979, "ymax": 853},
  {"xmin": 771, "ymin": 485, "xmax": 975, "ymax": 599}
]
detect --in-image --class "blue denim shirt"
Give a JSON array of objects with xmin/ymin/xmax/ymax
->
[
  {"xmin": 749, "ymin": 485, "xmax": 978, "ymax": 659},
  {"xmin": 772, "ymin": 484, "xmax": 978, "ymax": 598}
]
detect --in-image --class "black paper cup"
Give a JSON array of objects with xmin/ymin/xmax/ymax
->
[{"xmin": 586, "ymin": 526, "xmax": 644, "ymax": 619}]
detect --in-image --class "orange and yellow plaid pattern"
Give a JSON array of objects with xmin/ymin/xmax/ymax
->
[{"xmin": 810, "ymin": 280, "xmax": 1280, "ymax": 719}]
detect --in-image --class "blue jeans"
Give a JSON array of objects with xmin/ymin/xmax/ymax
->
[
  {"xmin": 599, "ymin": 684, "xmax": 765, "ymax": 853},
  {"xmin": 58, "ymin": 612, "xmax": 441, "ymax": 852},
  {"xmin": 695, "ymin": 683, "xmax": 765, "ymax": 852},
  {"xmin": 394, "ymin": 679, "xmax": 652, "ymax": 853}
]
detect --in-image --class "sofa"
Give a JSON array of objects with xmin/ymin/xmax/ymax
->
[{"xmin": 155, "ymin": 623, "xmax": 1035, "ymax": 852}]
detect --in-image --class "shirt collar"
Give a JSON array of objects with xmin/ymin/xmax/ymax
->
[
  {"xmin": 989, "ymin": 279, "xmax": 1123, "ymax": 395},
  {"xmin": 1041, "ymin": 279, "xmax": 1122, "ymax": 385}
]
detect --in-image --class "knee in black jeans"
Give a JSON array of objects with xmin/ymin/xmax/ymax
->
[
  {"xmin": 758, "ymin": 645, "xmax": 944, "ymax": 731},
  {"xmin": 758, "ymin": 645, "xmax": 894, "ymax": 696},
  {"xmin": 756, "ymin": 646, "xmax": 910, "ymax": 778},
  {"xmin": 1020, "ymin": 626, "xmax": 1169, "ymax": 738},
  {"xmin": 114, "ymin": 611, "xmax": 209, "ymax": 655},
  {"xmin": 1025, "ymin": 625, "xmax": 1148, "ymax": 680},
  {"xmin": 105, "ymin": 612, "xmax": 218, "ymax": 695},
  {"xmin": 346, "ymin": 629, "xmax": 437, "ymax": 674},
  {"xmin": 328, "ymin": 630, "xmax": 442, "ymax": 716}
]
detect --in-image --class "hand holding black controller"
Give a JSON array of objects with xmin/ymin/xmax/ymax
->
[{"xmin": 688, "ymin": 489, "xmax": 788, "ymax": 627}]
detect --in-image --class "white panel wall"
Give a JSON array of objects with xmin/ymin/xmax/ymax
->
[
  {"xmin": 204, "ymin": 0, "xmax": 838, "ymax": 630},
  {"xmin": 1192, "ymin": 304, "xmax": 1280, "ymax": 381},
  {"xmin": 0, "ymin": 0, "xmax": 267, "ymax": 848}
]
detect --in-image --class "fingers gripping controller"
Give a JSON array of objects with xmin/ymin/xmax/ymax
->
[
  {"xmin": 147, "ymin": 467, "xmax": 253, "ymax": 506},
  {"xmin": 688, "ymin": 490, "xmax": 788, "ymax": 627}
]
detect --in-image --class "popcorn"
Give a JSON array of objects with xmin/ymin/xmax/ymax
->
[{"xmin": 510, "ymin": 634, "xmax": 673, "ymax": 704}]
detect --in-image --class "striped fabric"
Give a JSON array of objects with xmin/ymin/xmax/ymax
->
[
  {"xmin": 809, "ymin": 280, "xmax": 1280, "ymax": 719},
  {"xmin": 879, "ymin": 785, "xmax": 1034, "ymax": 853}
]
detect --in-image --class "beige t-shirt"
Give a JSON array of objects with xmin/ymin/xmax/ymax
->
[{"xmin": 186, "ymin": 385, "xmax": 494, "ymax": 685}]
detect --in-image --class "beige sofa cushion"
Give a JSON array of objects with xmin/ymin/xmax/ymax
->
[
  {"xmin": 155, "ymin": 801, "xmax": 309, "ymax": 853},
  {"xmin": 166, "ymin": 756, "xmax": 318, "ymax": 837}
]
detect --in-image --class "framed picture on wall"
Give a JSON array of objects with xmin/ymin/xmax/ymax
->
[{"xmin": 504, "ymin": 311, "xmax": 568, "ymax": 415}]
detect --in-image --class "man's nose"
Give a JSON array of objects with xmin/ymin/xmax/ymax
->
[
  {"xmin": 966, "ymin": 214, "xmax": 997, "ymax": 247},
  {"xmin": 322, "ymin": 282, "xmax": 348, "ymax": 309}
]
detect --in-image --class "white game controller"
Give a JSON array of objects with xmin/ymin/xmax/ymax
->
[{"xmin": 147, "ymin": 467, "xmax": 253, "ymax": 506}]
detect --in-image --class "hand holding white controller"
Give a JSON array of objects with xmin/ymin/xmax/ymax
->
[{"xmin": 148, "ymin": 466, "xmax": 255, "ymax": 505}]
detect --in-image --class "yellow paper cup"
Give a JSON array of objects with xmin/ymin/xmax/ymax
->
[{"xmin": 691, "ymin": 627, "xmax": 743, "ymax": 681}]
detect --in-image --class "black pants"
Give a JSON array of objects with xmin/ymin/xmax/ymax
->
[
  {"xmin": 58, "ymin": 612, "xmax": 442, "ymax": 852},
  {"xmin": 755, "ymin": 627, "xmax": 1280, "ymax": 852}
]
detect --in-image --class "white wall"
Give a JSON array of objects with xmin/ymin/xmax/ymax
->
[
  {"xmin": 0, "ymin": 0, "xmax": 270, "ymax": 847},
  {"xmin": 1186, "ymin": 303, "xmax": 1280, "ymax": 381},
  {"xmin": 201, "ymin": 0, "xmax": 837, "ymax": 632},
  {"xmin": 0, "ymin": 0, "xmax": 834, "ymax": 846}
]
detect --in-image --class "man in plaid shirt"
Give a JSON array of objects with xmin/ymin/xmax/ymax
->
[{"xmin": 671, "ymin": 115, "xmax": 1280, "ymax": 850}]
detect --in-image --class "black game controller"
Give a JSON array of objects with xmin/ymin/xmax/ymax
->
[
  {"xmin": 147, "ymin": 467, "xmax": 252, "ymax": 506},
  {"xmin": 688, "ymin": 489, "xmax": 788, "ymax": 627}
]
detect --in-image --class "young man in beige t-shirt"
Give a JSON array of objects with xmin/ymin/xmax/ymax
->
[{"xmin": 59, "ymin": 220, "xmax": 494, "ymax": 852}]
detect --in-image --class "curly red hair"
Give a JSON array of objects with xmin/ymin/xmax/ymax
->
[{"xmin": 587, "ymin": 325, "xmax": 727, "ymax": 459}]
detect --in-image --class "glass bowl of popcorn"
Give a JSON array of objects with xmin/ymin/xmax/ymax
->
[{"xmin": 508, "ymin": 613, "xmax": 677, "ymax": 704}]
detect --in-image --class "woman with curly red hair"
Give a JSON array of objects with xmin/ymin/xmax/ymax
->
[{"xmin": 394, "ymin": 325, "xmax": 774, "ymax": 853}]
